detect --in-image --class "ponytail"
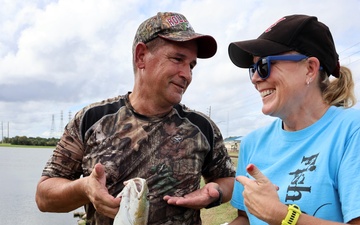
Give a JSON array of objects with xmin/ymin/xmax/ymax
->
[{"xmin": 321, "ymin": 66, "xmax": 357, "ymax": 108}]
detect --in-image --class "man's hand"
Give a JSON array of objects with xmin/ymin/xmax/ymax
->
[
  {"xmin": 85, "ymin": 163, "xmax": 121, "ymax": 218},
  {"xmin": 163, "ymin": 182, "xmax": 221, "ymax": 210}
]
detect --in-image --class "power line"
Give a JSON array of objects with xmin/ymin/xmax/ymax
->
[
  {"xmin": 347, "ymin": 58, "xmax": 360, "ymax": 66},
  {"xmin": 340, "ymin": 49, "xmax": 360, "ymax": 62},
  {"xmin": 339, "ymin": 41, "xmax": 360, "ymax": 68},
  {"xmin": 338, "ymin": 41, "xmax": 360, "ymax": 54}
]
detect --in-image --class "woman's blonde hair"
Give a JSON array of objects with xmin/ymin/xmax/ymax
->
[{"xmin": 320, "ymin": 66, "xmax": 357, "ymax": 108}]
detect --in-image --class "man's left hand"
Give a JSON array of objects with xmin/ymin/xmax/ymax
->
[{"xmin": 163, "ymin": 182, "xmax": 221, "ymax": 209}]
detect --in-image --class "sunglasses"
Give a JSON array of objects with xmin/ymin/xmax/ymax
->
[{"xmin": 249, "ymin": 54, "xmax": 308, "ymax": 80}]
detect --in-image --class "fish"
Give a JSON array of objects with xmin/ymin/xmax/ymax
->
[{"xmin": 113, "ymin": 177, "xmax": 149, "ymax": 225}]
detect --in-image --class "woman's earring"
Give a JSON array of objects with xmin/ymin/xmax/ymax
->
[{"xmin": 306, "ymin": 78, "xmax": 312, "ymax": 87}]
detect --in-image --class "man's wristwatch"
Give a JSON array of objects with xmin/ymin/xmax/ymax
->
[{"xmin": 205, "ymin": 188, "xmax": 223, "ymax": 209}]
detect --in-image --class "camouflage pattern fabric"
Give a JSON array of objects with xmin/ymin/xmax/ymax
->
[
  {"xmin": 132, "ymin": 12, "xmax": 217, "ymax": 59},
  {"xmin": 42, "ymin": 93, "xmax": 235, "ymax": 225},
  {"xmin": 133, "ymin": 12, "xmax": 197, "ymax": 49}
]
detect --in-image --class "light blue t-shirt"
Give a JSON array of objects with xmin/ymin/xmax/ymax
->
[{"xmin": 231, "ymin": 106, "xmax": 360, "ymax": 224}]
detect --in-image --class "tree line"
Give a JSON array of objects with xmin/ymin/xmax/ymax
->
[{"xmin": 2, "ymin": 136, "xmax": 59, "ymax": 146}]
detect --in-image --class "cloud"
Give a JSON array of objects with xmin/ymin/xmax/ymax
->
[{"xmin": 0, "ymin": 0, "xmax": 359, "ymax": 139}]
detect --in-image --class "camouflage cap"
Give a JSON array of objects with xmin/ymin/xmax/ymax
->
[{"xmin": 133, "ymin": 12, "xmax": 217, "ymax": 58}]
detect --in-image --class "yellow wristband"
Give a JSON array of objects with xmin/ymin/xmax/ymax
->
[{"xmin": 281, "ymin": 204, "xmax": 301, "ymax": 225}]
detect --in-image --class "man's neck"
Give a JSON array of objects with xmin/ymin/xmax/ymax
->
[{"xmin": 128, "ymin": 92, "xmax": 172, "ymax": 117}]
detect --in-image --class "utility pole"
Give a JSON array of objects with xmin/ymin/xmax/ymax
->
[
  {"xmin": 50, "ymin": 114, "xmax": 55, "ymax": 138},
  {"xmin": 207, "ymin": 106, "xmax": 211, "ymax": 118},
  {"xmin": 1, "ymin": 121, "xmax": 3, "ymax": 143},
  {"xmin": 59, "ymin": 110, "xmax": 63, "ymax": 133},
  {"xmin": 227, "ymin": 112, "xmax": 229, "ymax": 138}
]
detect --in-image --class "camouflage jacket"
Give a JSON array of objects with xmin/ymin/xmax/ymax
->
[{"xmin": 42, "ymin": 93, "xmax": 235, "ymax": 225}]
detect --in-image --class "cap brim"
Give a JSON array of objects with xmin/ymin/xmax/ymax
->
[
  {"xmin": 228, "ymin": 39, "xmax": 292, "ymax": 68},
  {"xmin": 159, "ymin": 32, "xmax": 217, "ymax": 59}
]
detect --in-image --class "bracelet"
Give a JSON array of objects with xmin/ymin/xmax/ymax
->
[
  {"xmin": 205, "ymin": 188, "xmax": 223, "ymax": 209},
  {"xmin": 281, "ymin": 204, "xmax": 301, "ymax": 225}
]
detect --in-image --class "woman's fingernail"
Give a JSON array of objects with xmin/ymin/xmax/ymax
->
[{"xmin": 247, "ymin": 164, "xmax": 254, "ymax": 172}]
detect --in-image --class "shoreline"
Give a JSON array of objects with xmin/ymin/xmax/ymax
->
[{"xmin": 0, "ymin": 143, "xmax": 55, "ymax": 148}]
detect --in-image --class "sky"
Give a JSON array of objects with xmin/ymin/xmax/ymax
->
[{"xmin": 1, "ymin": 0, "xmax": 360, "ymax": 139}]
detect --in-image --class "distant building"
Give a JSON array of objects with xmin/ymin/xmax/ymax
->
[{"xmin": 224, "ymin": 136, "xmax": 243, "ymax": 152}]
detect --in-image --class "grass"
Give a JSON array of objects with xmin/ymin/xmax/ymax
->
[
  {"xmin": 201, "ymin": 201, "xmax": 237, "ymax": 225},
  {"xmin": 200, "ymin": 152, "xmax": 238, "ymax": 225},
  {"xmin": 0, "ymin": 143, "xmax": 55, "ymax": 148}
]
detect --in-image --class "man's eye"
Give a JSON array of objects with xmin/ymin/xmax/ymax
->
[
  {"xmin": 172, "ymin": 57, "xmax": 182, "ymax": 62},
  {"xmin": 169, "ymin": 56, "xmax": 181, "ymax": 62}
]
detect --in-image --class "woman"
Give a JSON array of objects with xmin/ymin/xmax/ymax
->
[{"xmin": 228, "ymin": 14, "xmax": 360, "ymax": 225}]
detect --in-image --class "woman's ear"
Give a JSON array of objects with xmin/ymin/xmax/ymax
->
[
  {"xmin": 307, "ymin": 57, "xmax": 321, "ymax": 74},
  {"xmin": 134, "ymin": 42, "xmax": 147, "ymax": 69},
  {"xmin": 306, "ymin": 56, "xmax": 321, "ymax": 82}
]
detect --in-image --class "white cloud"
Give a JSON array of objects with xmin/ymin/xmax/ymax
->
[{"xmin": 0, "ymin": 0, "xmax": 359, "ymax": 139}]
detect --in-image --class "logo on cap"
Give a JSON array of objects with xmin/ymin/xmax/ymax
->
[
  {"xmin": 264, "ymin": 17, "xmax": 286, "ymax": 33},
  {"xmin": 166, "ymin": 14, "xmax": 190, "ymax": 28}
]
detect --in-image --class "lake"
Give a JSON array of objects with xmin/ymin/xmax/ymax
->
[{"xmin": 0, "ymin": 146, "xmax": 83, "ymax": 225}]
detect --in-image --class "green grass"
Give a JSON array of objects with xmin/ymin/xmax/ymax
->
[
  {"xmin": 200, "ymin": 151, "xmax": 238, "ymax": 225},
  {"xmin": 0, "ymin": 143, "xmax": 55, "ymax": 148},
  {"xmin": 201, "ymin": 201, "xmax": 237, "ymax": 225}
]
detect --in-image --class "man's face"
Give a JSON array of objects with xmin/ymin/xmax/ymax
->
[{"xmin": 142, "ymin": 39, "xmax": 198, "ymax": 108}]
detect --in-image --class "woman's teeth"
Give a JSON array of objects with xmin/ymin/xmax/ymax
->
[{"xmin": 260, "ymin": 89, "xmax": 275, "ymax": 97}]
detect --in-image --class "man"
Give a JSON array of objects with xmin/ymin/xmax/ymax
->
[{"xmin": 36, "ymin": 12, "xmax": 235, "ymax": 225}]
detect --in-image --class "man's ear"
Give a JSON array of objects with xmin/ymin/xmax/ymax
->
[{"xmin": 134, "ymin": 42, "xmax": 147, "ymax": 69}]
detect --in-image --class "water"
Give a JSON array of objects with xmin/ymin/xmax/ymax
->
[{"xmin": 0, "ymin": 147, "xmax": 83, "ymax": 225}]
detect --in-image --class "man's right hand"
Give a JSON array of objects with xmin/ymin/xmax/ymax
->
[{"xmin": 85, "ymin": 163, "xmax": 121, "ymax": 219}]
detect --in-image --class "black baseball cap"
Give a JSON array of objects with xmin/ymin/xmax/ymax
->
[{"xmin": 228, "ymin": 15, "xmax": 340, "ymax": 77}]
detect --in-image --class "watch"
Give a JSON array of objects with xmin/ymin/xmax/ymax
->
[
  {"xmin": 205, "ymin": 188, "xmax": 223, "ymax": 209},
  {"xmin": 281, "ymin": 204, "xmax": 301, "ymax": 225}
]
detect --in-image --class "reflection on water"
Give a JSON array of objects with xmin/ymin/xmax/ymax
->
[{"xmin": 0, "ymin": 147, "xmax": 82, "ymax": 225}]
